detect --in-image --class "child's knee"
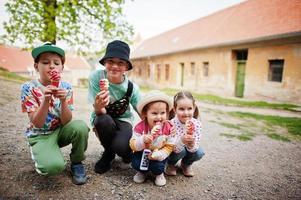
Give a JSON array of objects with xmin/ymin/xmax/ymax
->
[
  {"xmin": 112, "ymin": 142, "xmax": 130, "ymax": 158},
  {"xmin": 67, "ymin": 120, "xmax": 89, "ymax": 141},
  {"xmin": 150, "ymin": 161, "xmax": 166, "ymax": 175},
  {"xmin": 73, "ymin": 120, "xmax": 90, "ymax": 135},
  {"xmin": 37, "ymin": 160, "xmax": 65, "ymax": 176},
  {"xmin": 195, "ymin": 148, "xmax": 205, "ymax": 160}
]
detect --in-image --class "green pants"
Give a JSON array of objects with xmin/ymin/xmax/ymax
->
[{"xmin": 28, "ymin": 120, "xmax": 89, "ymax": 176}]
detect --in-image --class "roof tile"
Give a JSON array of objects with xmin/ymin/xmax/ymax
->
[
  {"xmin": 0, "ymin": 45, "xmax": 90, "ymax": 72},
  {"xmin": 132, "ymin": 0, "xmax": 301, "ymax": 58}
]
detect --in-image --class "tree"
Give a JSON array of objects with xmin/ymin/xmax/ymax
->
[{"xmin": 3, "ymin": 0, "xmax": 134, "ymax": 53}]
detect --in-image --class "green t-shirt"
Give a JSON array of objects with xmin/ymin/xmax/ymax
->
[{"xmin": 88, "ymin": 69, "xmax": 141, "ymax": 125}]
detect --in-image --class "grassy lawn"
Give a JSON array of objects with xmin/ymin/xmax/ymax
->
[
  {"xmin": 216, "ymin": 111, "xmax": 301, "ymax": 142},
  {"xmin": 229, "ymin": 112, "xmax": 301, "ymax": 137},
  {"xmin": 220, "ymin": 132, "xmax": 255, "ymax": 141},
  {"xmin": 140, "ymin": 86, "xmax": 300, "ymax": 112},
  {"xmin": 0, "ymin": 67, "xmax": 31, "ymax": 82}
]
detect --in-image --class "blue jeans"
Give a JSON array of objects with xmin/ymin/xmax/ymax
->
[
  {"xmin": 131, "ymin": 151, "xmax": 167, "ymax": 175},
  {"xmin": 167, "ymin": 147, "xmax": 205, "ymax": 166}
]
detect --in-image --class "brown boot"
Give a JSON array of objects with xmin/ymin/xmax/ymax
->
[
  {"xmin": 165, "ymin": 164, "xmax": 177, "ymax": 176},
  {"xmin": 181, "ymin": 163, "xmax": 194, "ymax": 177}
]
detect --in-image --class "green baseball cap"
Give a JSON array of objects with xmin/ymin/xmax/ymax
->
[{"xmin": 31, "ymin": 42, "xmax": 65, "ymax": 59}]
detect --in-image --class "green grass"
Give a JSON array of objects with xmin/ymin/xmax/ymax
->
[
  {"xmin": 218, "ymin": 122, "xmax": 255, "ymax": 141},
  {"xmin": 140, "ymin": 86, "xmax": 300, "ymax": 111},
  {"xmin": 0, "ymin": 67, "xmax": 30, "ymax": 82},
  {"xmin": 266, "ymin": 133, "xmax": 290, "ymax": 142},
  {"xmin": 215, "ymin": 113, "xmax": 298, "ymax": 142},
  {"xmin": 229, "ymin": 112, "xmax": 301, "ymax": 137},
  {"xmin": 195, "ymin": 94, "xmax": 298, "ymax": 111},
  {"xmin": 220, "ymin": 133, "xmax": 237, "ymax": 138},
  {"xmin": 220, "ymin": 132, "xmax": 254, "ymax": 141},
  {"xmin": 217, "ymin": 122, "xmax": 242, "ymax": 129},
  {"xmin": 237, "ymin": 133, "xmax": 254, "ymax": 141}
]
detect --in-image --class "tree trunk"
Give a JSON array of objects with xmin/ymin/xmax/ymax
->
[{"xmin": 42, "ymin": 0, "xmax": 57, "ymax": 44}]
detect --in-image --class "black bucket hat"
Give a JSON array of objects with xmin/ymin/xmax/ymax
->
[{"xmin": 99, "ymin": 40, "xmax": 133, "ymax": 70}]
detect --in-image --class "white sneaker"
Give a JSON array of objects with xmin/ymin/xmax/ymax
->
[
  {"xmin": 155, "ymin": 173, "xmax": 166, "ymax": 186},
  {"xmin": 133, "ymin": 172, "xmax": 146, "ymax": 183}
]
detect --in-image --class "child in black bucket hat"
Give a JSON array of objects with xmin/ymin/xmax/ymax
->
[{"xmin": 88, "ymin": 40, "xmax": 142, "ymax": 174}]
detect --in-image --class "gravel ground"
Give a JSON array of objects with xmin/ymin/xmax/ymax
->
[{"xmin": 0, "ymin": 78, "xmax": 301, "ymax": 200}]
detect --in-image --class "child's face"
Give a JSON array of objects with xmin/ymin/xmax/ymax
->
[
  {"xmin": 144, "ymin": 102, "xmax": 168, "ymax": 129},
  {"xmin": 174, "ymin": 97, "xmax": 195, "ymax": 124},
  {"xmin": 104, "ymin": 58, "xmax": 128, "ymax": 83},
  {"xmin": 34, "ymin": 52, "xmax": 63, "ymax": 85}
]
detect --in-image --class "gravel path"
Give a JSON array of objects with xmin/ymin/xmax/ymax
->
[{"xmin": 0, "ymin": 78, "xmax": 300, "ymax": 200}]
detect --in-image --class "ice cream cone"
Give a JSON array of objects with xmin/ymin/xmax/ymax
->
[
  {"xmin": 99, "ymin": 78, "xmax": 109, "ymax": 91},
  {"xmin": 151, "ymin": 122, "xmax": 162, "ymax": 139},
  {"xmin": 186, "ymin": 120, "xmax": 195, "ymax": 135},
  {"xmin": 49, "ymin": 69, "xmax": 61, "ymax": 88},
  {"xmin": 51, "ymin": 80, "xmax": 60, "ymax": 87}
]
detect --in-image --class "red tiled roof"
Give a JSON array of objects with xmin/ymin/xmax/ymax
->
[
  {"xmin": 0, "ymin": 45, "xmax": 91, "ymax": 72},
  {"xmin": 132, "ymin": 0, "xmax": 301, "ymax": 58},
  {"xmin": 0, "ymin": 46, "xmax": 32, "ymax": 72}
]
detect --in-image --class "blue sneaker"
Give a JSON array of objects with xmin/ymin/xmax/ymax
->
[{"xmin": 71, "ymin": 163, "xmax": 87, "ymax": 185}]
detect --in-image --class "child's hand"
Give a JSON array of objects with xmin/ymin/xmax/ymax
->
[
  {"xmin": 151, "ymin": 124, "xmax": 161, "ymax": 138},
  {"xmin": 43, "ymin": 85, "xmax": 55, "ymax": 103},
  {"xmin": 143, "ymin": 135, "xmax": 153, "ymax": 148},
  {"xmin": 170, "ymin": 125, "xmax": 176, "ymax": 136},
  {"xmin": 95, "ymin": 90, "xmax": 109, "ymax": 109},
  {"xmin": 52, "ymin": 88, "xmax": 68, "ymax": 102},
  {"xmin": 181, "ymin": 134, "xmax": 195, "ymax": 148}
]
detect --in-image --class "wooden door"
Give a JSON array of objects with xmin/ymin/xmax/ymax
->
[{"xmin": 235, "ymin": 61, "xmax": 246, "ymax": 97}]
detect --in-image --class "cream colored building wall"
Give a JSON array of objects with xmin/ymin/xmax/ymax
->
[
  {"xmin": 62, "ymin": 69, "xmax": 90, "ymax": 86},
  {"xmin": 130, "ymin": 48, "xmax": 235, "ymax": 95},
  {"xmin": 130, "ymin": 39, "xmax": 301, "ymax": 103},
  {"xmin": 245, "ymin": 43, "xmax": 301, "ymax": 103}
]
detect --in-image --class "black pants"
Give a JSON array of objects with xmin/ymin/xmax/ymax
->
[{"xmin": 94, "ymin": 114, "xmax": 132, "ymax": 160}]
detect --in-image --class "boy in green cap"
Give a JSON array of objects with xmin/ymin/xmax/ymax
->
[{"xmin": 21, "ymin": 42, "xmax": 89, "ymax": 185}]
